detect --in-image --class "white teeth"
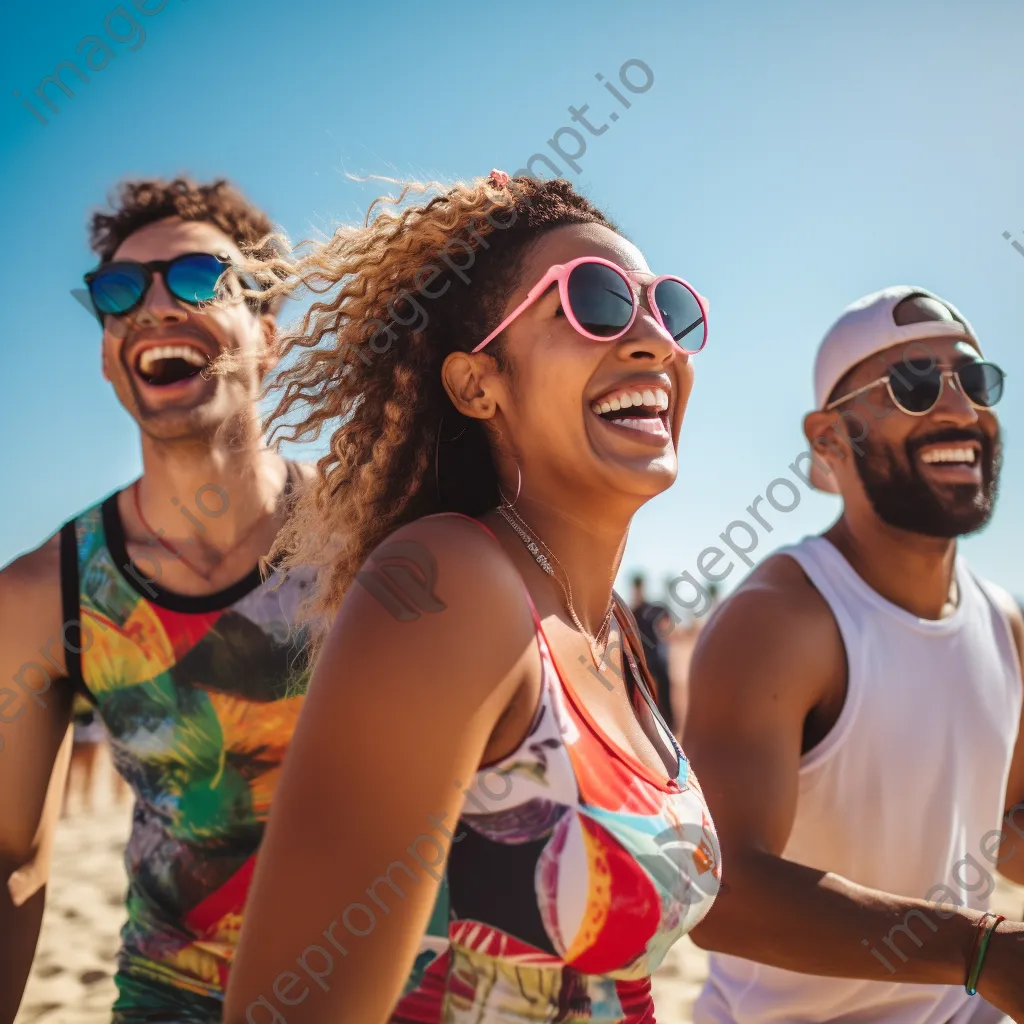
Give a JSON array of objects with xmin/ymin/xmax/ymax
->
[
  {"xmin": 610, "ymin": 417, "xmax": 669, "ymax": 436},
  {"xmin": 920, "ymin": 447, "xmax": 977, "ymax": 464},
  {"xmin": 590, "ymin": 385, "xmax": 672, "ymax": 416},
  {"xmin": 138, "ymin": 345, "xmax": 209, "ymax": 375}
]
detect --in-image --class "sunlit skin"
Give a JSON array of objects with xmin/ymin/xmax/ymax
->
[
  {"xmin": 223, "ymin": 222, "xmax": 699, "ymax": 1024},
  {"xmin": 0, "ymin": 213, "xmax": 312, "ymax": 1020},
  {"xmin": 804, "ymin": 337, "xmax": 999, "ymax": 619},
  {"xmin": 96, "ymin": 216, "xmax": 299, "ymax": 596},
  {"xmin": 449, "ymin": 220, "xmax": 692, "ymax": 583},
  {"xmin": 101, "ymin": 216, "xmax": 275, "ymax": 444},
  {"xmin": 445, "ymin": 222, "xmax": 691, "ymax": 772},
  {"xmin": 680, "ymin": 327, "xmax": 1024, "ymax": 1019}
]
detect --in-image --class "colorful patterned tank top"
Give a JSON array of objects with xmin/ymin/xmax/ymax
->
[
  {"xmin": 394, "ymin": 517, "xmax": 722, "ymax": 1024},
  {"xmin": 60, "ymin": 470, "xmax": 312, "ymax": 1020}
]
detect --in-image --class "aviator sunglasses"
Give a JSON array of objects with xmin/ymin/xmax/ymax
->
[
  {"xmin": 473, "ymin": 256, "xmax": 708, "ymax": 354},
  {"xmin": 826, "ymin": 358, "xmax": 1006, "ymax": 417},
  {"xmin": 84, "ymin": 252, "xmax": 235, "ymax": 323}
]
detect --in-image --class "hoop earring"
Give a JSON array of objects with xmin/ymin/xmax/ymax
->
[
  {"xmin": 433, "ymin": 413, "xmax": 469, "ymax": 501},
  {"xmin": 497, "ymin": 461, "xmax": 522, "ymax": 507}
]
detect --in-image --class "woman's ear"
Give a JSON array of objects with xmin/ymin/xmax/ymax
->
[{"xmin": 441, "ymin": 351, "xmax": 502, "ymax": 422}]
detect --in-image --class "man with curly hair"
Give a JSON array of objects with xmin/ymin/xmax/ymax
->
[{"xmin": 0, "ymin": 177, "xmax": 322, "ymax": 1023}]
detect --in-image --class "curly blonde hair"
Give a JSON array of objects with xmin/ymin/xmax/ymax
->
[{"xmin": 258, "ymin": 174, "xmax": 617, "ymax": 646}]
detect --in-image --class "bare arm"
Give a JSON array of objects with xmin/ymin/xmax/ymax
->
[
  {"xmin": 0, "ymin": 538, "xmax": 75, "ymax": 1024},
  {"xmin": 223, "ymin": 517, "xmax": 538, "ymax": 1024},
  {"xmin": 7, "ymin": 726, "xmax": 73, "ymax": 908},
  {"xmin": 683, "ymin": 555, "xmax": 1024, "ymax": 1012}
]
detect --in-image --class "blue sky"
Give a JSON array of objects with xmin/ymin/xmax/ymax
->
[{"xmin": 3, "ymin": 0, "xmax": 1023, "ymax": 603}]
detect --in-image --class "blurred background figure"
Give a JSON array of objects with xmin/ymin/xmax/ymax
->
[
  {"xmin": 630, "ymin": 572, "xmax": 676, "ymax": 734},
  {"xmin": 663, "ymin": 580, "xmax": 720, "ymax": 737}
]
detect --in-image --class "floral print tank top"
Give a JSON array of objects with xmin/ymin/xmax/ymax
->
[
  {"xmin": 60, "ymin": 473, "xmax": 311, "ymax": 1019},
  {"xmin": 393, "ymin": 517, "xmax": 721, "ymax": 1024}
]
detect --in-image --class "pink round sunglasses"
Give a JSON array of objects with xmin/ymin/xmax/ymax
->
[{"xmin": 472, "ymin": 256, "xmax": 709, "ymax": 355}]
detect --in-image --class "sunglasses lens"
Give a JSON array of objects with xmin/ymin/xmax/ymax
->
[
  {"xmin": 565, "ymin": 262, "xmax": 635, "ymax": 337},
  {"xmin": 652, "ymin": 278, "xmax": 706, "ymax": 353},
  {"xmin": 89, "ymin": 264, "xmax": 147, "ymax": 315},
  {"xmin": 166, "ymin": 253, "xmax": 227, "ymax": 305},
  {"xmin": 959, "ymin": 362, "xmax": 1005, "ymax": 408},
  {"xmin": 889, "ymin": 365, "xmax": 942, "ymax": 413}
]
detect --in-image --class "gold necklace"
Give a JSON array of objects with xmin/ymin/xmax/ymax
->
[{"xmin": 496, "ymin": 502, "xmax": 615, "ymax": 670}]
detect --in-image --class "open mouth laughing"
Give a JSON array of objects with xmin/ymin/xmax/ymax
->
[
  {"xmin": 914, "ymin": 439, "xmax": 984, "ymax": 486},
  {"xmin": 131, "ymin": 340, "xmax": 213, "ymax": 389},
  {"xmin": 589, "ymin": 381, "xmax": 672, "ymax": 444}
]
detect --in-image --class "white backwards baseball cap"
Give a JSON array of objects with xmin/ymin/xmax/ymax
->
[{"xmin": 809, "ymin": 285, "xmax": 980, "ymax": 493}]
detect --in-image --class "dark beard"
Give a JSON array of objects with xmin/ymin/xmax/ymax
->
[{"xmin": 854, "ymin": 427, "xmax": 1002, "ymax": 538}]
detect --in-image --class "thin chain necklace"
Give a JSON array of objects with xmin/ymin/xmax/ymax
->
[
  {"xmin": 132, "ymin": 479, "xmax": 270, "ymax": 584},
  {"xmin": 497, "ymin": 501, "xmax": 615, "ymax": 671}
]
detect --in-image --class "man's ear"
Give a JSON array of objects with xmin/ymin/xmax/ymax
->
[
  {"xmin": 803, "ymin": 410, "xmax": 846, "ymax": 494},
  {"xmin": 257, "ymin": 313, "xmax": 280, "ymax": 376}
]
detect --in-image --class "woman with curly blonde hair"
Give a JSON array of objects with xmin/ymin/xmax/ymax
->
[{"xmin": 224, "ymin": 171, "xmax": 721, "ymax": 1024}]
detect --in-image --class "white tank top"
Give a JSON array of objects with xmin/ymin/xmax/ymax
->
[{"xmin": 695, "ymin": 536, "xmax": 1022, "ymax": 1024}]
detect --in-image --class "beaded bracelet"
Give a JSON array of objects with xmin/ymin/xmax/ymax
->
[{"xmin": 965, "ymin": 912, "xmax": 1005, "ymax": 996}]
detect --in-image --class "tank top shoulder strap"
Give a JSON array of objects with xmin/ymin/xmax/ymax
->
[
  {"xmin": 418, "ymin": 512, "xmax": 544, "ymax": 633},
  {"xmin": 59, "ymin": 499, "xmax": 109, "ymax": 702},
  {"xmin": 612, "ymin": 594, "xmax": 661, "ymax": 705},
  {"xmin": 776, "ymin": 536, "xmax": 858, "ymax": 614}
]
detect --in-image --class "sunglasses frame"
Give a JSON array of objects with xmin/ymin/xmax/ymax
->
[
  {"xmin": 825, "ymin": 361, "xmax": 1007, "ymax": 417},
  {"xmin": 472, "ymin": 256, "xmax": 708, "ymax": 355},
  {"xmin": 83, "ymin": 251, "xmax": 234, "ymax": 324}
]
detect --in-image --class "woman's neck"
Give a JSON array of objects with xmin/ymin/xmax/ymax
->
[{"xmin": 493, "ymin": 492, "xmax": 633, "ymax": 634}]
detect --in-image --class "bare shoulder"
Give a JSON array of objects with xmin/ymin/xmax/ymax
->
[
  {"xmin": 0, "ymin": 532, "xmax": 65, "ymax": 666},
  {"xmin": 288, "ymin": 460, "xmax": 319, "ymax": 485},
  {"xmin": 354, "ymin": 513, "xmax": 532, "ymax": 620},
  {"xmin": 690, "ymin": 550, "xmax": 844, "ymax": 709},
  {"xmin": 316, "ymin": 514, "xmax": 536, "ymax": 721}
]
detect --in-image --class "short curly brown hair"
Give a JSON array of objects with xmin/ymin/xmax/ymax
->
[{"xmin": 88, "ymin": 176, "xmax": 283, "ymax": 312}]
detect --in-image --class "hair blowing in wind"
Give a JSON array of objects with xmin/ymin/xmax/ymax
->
[{"xmin": 247, "ymin": 174, "xmax": 616, "ymax": 647}]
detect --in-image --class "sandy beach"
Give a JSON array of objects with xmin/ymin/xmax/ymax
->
[
  {"xmin": 15, "ymin": 735, "xmax": 1024, "ymax": 1024},
  {"xmin": 13, "ymin": 744, "xmax": 711, "ymax": 1023}
]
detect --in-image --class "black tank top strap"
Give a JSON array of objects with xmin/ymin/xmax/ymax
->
[{"xmin": 58, "ymin": 516, "xmax": 95, "ymax": 702}]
